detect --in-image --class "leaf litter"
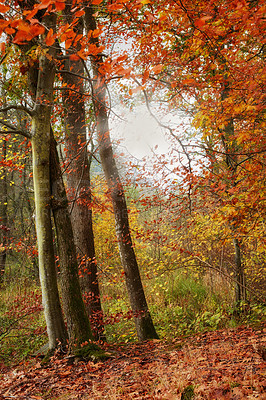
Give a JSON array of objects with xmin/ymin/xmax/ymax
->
[{"xmin": 0, "ymin": 326, "xmax": 265, "ymax": 399}]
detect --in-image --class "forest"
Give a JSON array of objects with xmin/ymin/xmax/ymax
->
[{"xmin": 0, "ymin": 0, "xmax": 265, "ymax": 398}]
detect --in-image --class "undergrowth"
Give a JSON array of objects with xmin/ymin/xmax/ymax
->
[
  {"xmin": 0, "ymin": 278, "xmax": 46, "ymax": 366},
  {"xmin": 0, "ymin": 270, "xmax": 265, "ymax": 366}
]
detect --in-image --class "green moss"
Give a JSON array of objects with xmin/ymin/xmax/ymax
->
[
  {"xmin": 73, "ymin": 344, "xmax": 110, "ymax": 362},
  {"xmin": 181, "ymin": 384, "xmax": 195, "ymax": 400}
]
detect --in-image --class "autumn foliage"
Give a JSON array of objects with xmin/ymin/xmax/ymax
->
[{"xmin": 0, "ymin": 0, "xmax": 265, "ymax": 397}]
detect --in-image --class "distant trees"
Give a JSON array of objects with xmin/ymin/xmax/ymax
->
[{"xmin": 115, "ymin": 0, "xmax": 265, "ymax": 306}]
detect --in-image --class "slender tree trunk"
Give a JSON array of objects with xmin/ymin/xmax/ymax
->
[
  {"xmin": 233, "ymin": 238, "xmax": 246, "ymax": 306},
  {"xmin": 84, "ymin": 6, "xmax": 158, "ymax": 341},
  {"xmin": 221, "ymin": 83, "xmax": 246, "ymax": 306},
  {"xmin": 31, "ymin": 20, "xmax": 67, "ymax": 348},
  {"xmin": 50, "ymin": 133, "xmax": 97, "ymax": 349},
  {"xmin": 0, "ymin": 139, "xmax": 8, "ymax": 283},
  {"xmin": 61, "ymin": 49, "xmax": 104, "ymax": 340}
]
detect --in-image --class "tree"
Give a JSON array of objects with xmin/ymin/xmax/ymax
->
[
  {"xmin": 60, "ymin": 2, "xmax": 104, "ymax": 339},
  {"xmin": 0, "ymin": 0, "xmax": 99, "ymax": 352},
  {"xmin": 28, "ymin": 10, "xmax": 68, "ymax": 350},
  {"xmin": 114, "ymin": 0, "xmax": 265, "ymax": 305},
  {"xmin": 50, "ymin": 133, "xmax": 96, "ymax": 349},
  {"xmin": 0, "ymin": 136, "xmax": 8, "ymax": 283},
  {"xmin": 84, "ymin": 4, "xmax": 158, "ymax": 340}
]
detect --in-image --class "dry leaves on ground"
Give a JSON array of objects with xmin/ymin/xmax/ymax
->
[{"xmin": 0, "ymin": 326, "xmax": 265, "ymax": 399}]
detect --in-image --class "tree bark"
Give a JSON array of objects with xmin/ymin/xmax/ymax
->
[
  {"xmin": 0, "ymin": 138, "xmax": 8, "ymax": 283},
  {"xmin": 50, "ymin": 132, "xmax": 97, "ymax": 349},
  {"xmin": 61, "ymin": 39, "xmax": 104, "ymax": 340},
  {"xmin": 31, "ymin": 18, "xmax": 67, "ymax": 348},
  {"xmin": 221, "ymin": 83, "xmax": 246, "ymax": 306},
  {"xmin": 84, "ymin": 6, "xmax": 158, "ymax": 341},
  {"xmin": 233, "ymin": 238, "xmax": 246, "ymax": 306},
  {"xmin": 18, "ymin": 16, "xmax": 98, "ymax": 352}
]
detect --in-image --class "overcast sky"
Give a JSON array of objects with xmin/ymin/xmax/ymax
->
[{"xmin": 110, "ymin": 105, "xmax": 171, "ymax": 160}]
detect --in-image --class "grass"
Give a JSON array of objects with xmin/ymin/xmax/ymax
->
[
  {"xmin": 0, "ymin": 269, "xmax": 265, "ymax": 366},
  {"xmin": 0, "ymin": 278, "xmax": 47, "ymax": 366}
]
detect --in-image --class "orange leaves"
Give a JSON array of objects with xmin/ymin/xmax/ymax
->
[
  {"xmin": 74, "ymin": 9, "xmax": 85, "ymax": 17},
  {"xmin": 0, "ymin": 3, "xmax": 9, "ymax": 13},
  {"xmin": 11, "ymin": 20, "xmax": 45, "ymax": 44},
  {"xmin": 45, "ymin": 28, "xmax": 55, "ymax": 46},
  {"xmin": 151, "ymin": 64, "xmax": 163, "ymax": 74},
  {"xmin": 55, "ymin": 0, "xmax": 65, "ymax": 11},
  {"xmin": 88, "ymin": 43, "xmax": 105, "ymax": 56},
  {"xmin": 0, "ymin": 19, "xmax": 8, "ymax": 35},
  {"xmin": 182, "ymin": 78, "xmax": 196, "ymax": 86},
  {"xmin": 128, "ymin": 86, "xmax": 144, "ymax": 95},
  {"xmin": 0, "ymin": 41, "xmax": 5, "ymax": 54},
  {"xmin": 194, "ymin": 15, "xmax": 212, "ymax": 29},
  {"xmin": 37, "ymin": 0, "xmax": 53, "ymax": 10}
]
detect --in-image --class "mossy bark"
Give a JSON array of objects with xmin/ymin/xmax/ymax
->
[
  {"xmin": 0, "ymin": 139, "xmax": 8, "ymax": 283},
  {"xmin": 50, "ymin": 134, "xmax": 98, "ymax": 351},
  {"xmin": 31, "ymin": 20, "xmax": 67, "ymax": 349},
  {"xmin": 84, "ymin": 6, "xmax": 158, "ymax": 341}
]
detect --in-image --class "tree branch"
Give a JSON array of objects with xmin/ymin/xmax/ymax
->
[
  {"xmin": 0, "ymin": 104, "xmax": 34, "ymax": 117},
  {"xmin": 0, "ymin": 119, "xmax": 31, "ymax": 139}
]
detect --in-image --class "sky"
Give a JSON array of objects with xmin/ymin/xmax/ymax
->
[{"xmin": 110, "ymin": 105, "xmax": 171, "ymax": 160}]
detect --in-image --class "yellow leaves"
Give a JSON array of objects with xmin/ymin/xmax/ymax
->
[{"xmin": 140, "ymin": 0, "xmax": 151, "ymax": 4}]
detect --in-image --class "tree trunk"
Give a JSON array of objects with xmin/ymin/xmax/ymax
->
[
  {"xmin": 19, "ymin": 18, "xmax": 97, "ymax": 352},
  {"xmin": 0, "ymin": 138, "xmax": 8, "ymax": 283},
  {"xmin": 233, "ymin": 238, "xmax": 246, "ymax": 306},
  {"xmin": 50, "ymin": 132, "xmax": 97, "ymax": 349},
  {"xmin": 84, "ymin": 6, "xmax": 158, "ymax": 341},
  {"xmin": 221, "ymin": 84, "xmax": 246, "ymax": 306},
  {"xmin": 31, "ymin": 23, "xmax": 67, "ymax": 349},
  {"xmin": 61, "ymin": 43, "xmax": 104, "ymax": 340}
]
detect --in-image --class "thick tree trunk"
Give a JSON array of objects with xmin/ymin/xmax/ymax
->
[
  {"xmin": 49, "ymin": 133, "xmax": 97, "ymax": 349},
  {"xmin": 61, "ymin": 54, "xmax": 104, "ymax": 340},
  {"xmin": 84, "ymin": 6, "xmax": 158, "ymax": 341},
  {"xmin": 0, "ymin": 139, "xmax": 8, "ymax": 283},
  {"xmin": 31, "ymin": 33, "xmax": 67, "ymax": 349}
]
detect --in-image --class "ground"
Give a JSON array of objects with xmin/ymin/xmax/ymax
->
[{"xmin": 0, "ymin": 326, "xmax": 265, "ymax": 399}]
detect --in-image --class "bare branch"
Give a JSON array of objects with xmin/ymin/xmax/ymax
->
[
  {"xmin": 0, "ymin": 104, "xmax": 34, "ymax": 117},
  {"xmin": 58, "ymin": 69, "xmax": 95, "ymax": 83},
  {"xmin": 0, "ymin": 119, "xmax": 31, "ymax": 139}
]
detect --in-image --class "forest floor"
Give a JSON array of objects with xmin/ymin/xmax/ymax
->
[{"xmin": 0, "ymin": 325, "xmax": 265, "ymax": 400}]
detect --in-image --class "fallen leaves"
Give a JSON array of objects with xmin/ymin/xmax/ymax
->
[{"xmin": 0, "ymin": 326, "xmax": 265, "ymax": 399}]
